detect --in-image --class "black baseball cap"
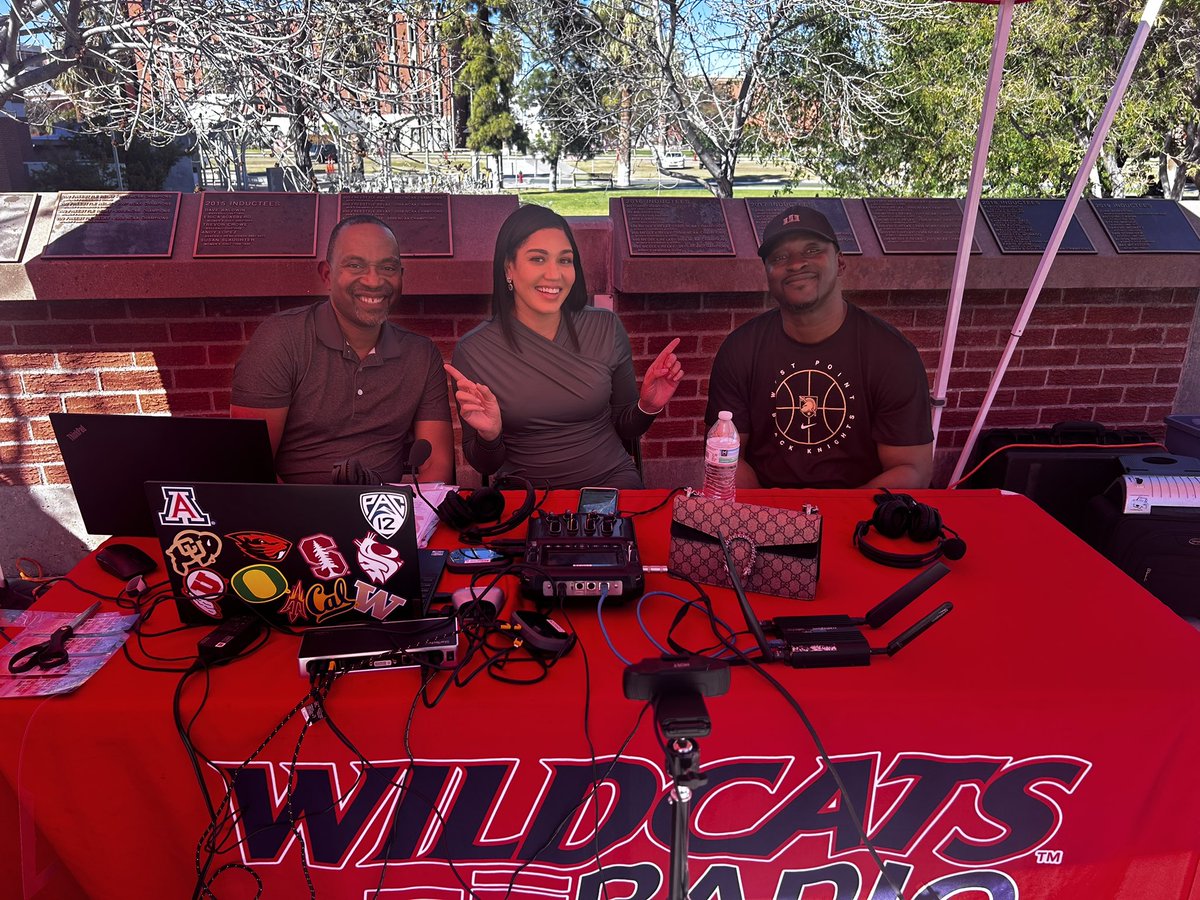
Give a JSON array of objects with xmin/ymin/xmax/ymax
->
[{"xmin": 758, "ymin": 206, "xmax": 840, "ymax": 259}]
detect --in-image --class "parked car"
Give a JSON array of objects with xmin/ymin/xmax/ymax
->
[
  {"xmin": 660, "ymin": 149, "xmax": 686, "ymax": 169},
  {"xmin": 1183, "ymin": 178, "xmax": 1198, "ymax": 199}
]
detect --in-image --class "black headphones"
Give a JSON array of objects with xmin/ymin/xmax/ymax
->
[
  {"xmin": 437, "ymin": 475, "xmax": 537, "ymax": 543},
  {"xmin": 852, "ymin": 490, "xmax": 966, "ymax": 568}
]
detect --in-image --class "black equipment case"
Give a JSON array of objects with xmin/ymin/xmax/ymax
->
[{"xmin": 962, "ymin": 421, "xmax": 1157, "ymax": 538}]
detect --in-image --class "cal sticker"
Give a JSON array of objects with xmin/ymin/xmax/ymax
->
[
  {"xmin": 359, "ymin": 491, "xmax": 408, "ymax": 539},
  {"xmin": 230, "ymin": 565, "xmax": 289, "ymax": 604},
  {"xmin": 299, "ymin": 534, "xmax": 350, "ymax": 580},
  {"xmin": 228, "ymin": 531, "xmax": 293, "ymax": 562},
  {"xmin": 158, "ymin": 486, "xmax": 213, "ymax": 527},
  {"xmin": 166, "ymin": 531, "xmax": 223, "ymax": 576},
  {"xmin": 355, "ymin": 532, "xmax": 402, "ymax": 584}
]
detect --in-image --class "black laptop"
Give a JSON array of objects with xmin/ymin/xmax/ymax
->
[
  {"xmin": 51, "ymin": 413, "xmax": 277, "ymax": 536},
  {"xmin": 145, "ymin": 481, "xmax": 446, "ymax": 627}
]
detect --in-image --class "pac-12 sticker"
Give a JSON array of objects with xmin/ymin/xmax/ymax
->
[
  {"xmin": 355, "ymin": 532, "xmax": 402, "ymax": 584},
  {"xmin": 360, "ymin": 491, "xmax": 408, "ymax": 539},
  {"xmin": 230, "ymin": 565, "xmax": 289, "ymax": 604},
  {"xmin": 184, "ymin": 569, "xmax": 227, "ymax": 618},
  {"xmin": 166, "ymin": 531, "xmax": 223, "ymax": 576},
  {"xmin": 158, "ymin": 486, "xmax": 213, "ymax": 527},
  {"xmin": 227, "ymin": 531, "xmax": 293, "ymax": 562},
  {"xmin": 299, "ymin": 534, "xmax": 350, "ymax": 580}
]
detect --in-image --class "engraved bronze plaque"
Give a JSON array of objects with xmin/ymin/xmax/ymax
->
[
  {"xmin": 864, "ymin": 198, "xmax": 981, "ymax": 254},
  {"xmin": 44, "ymin": 192, "xmax": 180, "ymax": 258},
  {"xmin": 745, "ymin": 197, "xmax": 861, "ymax": 254},
  {"xmin": 981, "ymin": 199, "xmax": 1095, "ymax": 254},
  {"xmin": 621, "ymin": 198, "xmax": 734, "ymax": 256},
  {"xmin": 194, "ymin": 193, "xmax": 318, "ymax": 257},
  {"xmin": 1088, "ymin": 199, "xmax": 1200, "ymax": 253},
  {"xmin": 337, "ymin": 194, "xmax": 452, "ymax": 256},
  {"xmin": 0, "ymin": 193, "xmax": 36, "ymax": 262}
]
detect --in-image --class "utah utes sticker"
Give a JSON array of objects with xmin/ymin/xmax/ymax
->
[
  {"xmin": 230, "ymin": 565, "xmax": 289, "ymax": 604},
  {"xmin": 354, "ymin": 532, "xmax": 402, "ymax": 584},
  {"xmin": 184, "ymin": 569, "xmax": 226, "ymax": 618},
  {"xmin": 227, "ymin": 531, "xmax": 292, "ymax": 562},
  {"xmin": 360, "ymin": 491, "xmax": 408, "ymax": 539},
  {"xmin": 299, "ymin": 534, "xmax": 350, "ymax": 580}
]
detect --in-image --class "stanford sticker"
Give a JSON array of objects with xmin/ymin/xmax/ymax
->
[
  {"xmin": 158, "ymin": 486, "xmax": 213, "ymax": 527},
  {"xmin": 166, "ymin": 531, "xmax": 223, "ymax": 577},
  {"xmin": 359, "ymin": 491, "xmax": 408, "ymax": 539},
  {"xmin": 354, "ymin": 532, "xmax": 402, "ymax": 584},
  {"xmin": 299, "ymin": 534, "xmax": 350, "ymax": 580},
  {"xmin": 227, "ymin": 531, "xmax": 293, "ymax": 562}
]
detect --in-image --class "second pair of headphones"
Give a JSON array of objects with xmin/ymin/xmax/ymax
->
[
  {"xmin": 852, "ymin": 490, "xmax": 967, "ymax": 568},
  {"xmin": 437, "ymin": 474, "xmax": 536, "ymax": 543}
]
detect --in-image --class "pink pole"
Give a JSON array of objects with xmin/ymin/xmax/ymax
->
[
  {"xmin": 930, "ymin": 0, "xmax": 1016, "ymax": 450},
  {"xmin": 949, "ymin": 0, "xmax": 1166, "ymax": 485}
]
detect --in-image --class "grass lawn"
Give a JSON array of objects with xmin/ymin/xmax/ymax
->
[{"xmin": 506, "ymin": 185, "xmax": 825, "ymax": 216}]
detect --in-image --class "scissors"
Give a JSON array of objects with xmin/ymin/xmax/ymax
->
[{"xmin": 7, "ymin": 602, "xmax": 101, "ymax": 674}]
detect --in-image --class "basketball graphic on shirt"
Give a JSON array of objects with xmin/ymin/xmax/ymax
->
[{"xmin": 771, "ymin": 365, "xmax": 851, "ymax": 447}]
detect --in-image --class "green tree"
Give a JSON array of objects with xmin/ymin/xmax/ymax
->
[
  {"xmin": 453, "ymin": 0, "xmax": 527, "ymax": 189},
  {"xmin": 822, "ymin": 1, "xmax": 1199, "ymax": 199}
]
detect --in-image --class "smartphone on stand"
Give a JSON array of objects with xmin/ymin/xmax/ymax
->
[{"xmin": 577, "ymin": 487, "xmax": 619, "ymax": 516}]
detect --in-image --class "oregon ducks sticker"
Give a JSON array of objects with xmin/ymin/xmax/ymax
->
[{"xmin": 230, "ymin": 565, "xmax": 289, "ymax": 604}]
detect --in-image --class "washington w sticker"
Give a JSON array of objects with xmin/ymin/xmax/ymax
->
[{"xmin": 359, "ymin": 492, "xmax": 408, "ymax": 540}]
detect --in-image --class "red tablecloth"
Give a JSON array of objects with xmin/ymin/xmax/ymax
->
[{"xmin": 3, "ymin": 489, "xmax": 1200, "ymax": 900}]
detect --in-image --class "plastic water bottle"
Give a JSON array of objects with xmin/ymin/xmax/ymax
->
[{"xmin": 701, "ymin": 411, "xmax": 739, "ymax": 501}]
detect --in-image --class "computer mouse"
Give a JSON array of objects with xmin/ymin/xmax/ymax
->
[{"xmin": 95, "ymin": 543, "xmax": 159, "ymax": 580}]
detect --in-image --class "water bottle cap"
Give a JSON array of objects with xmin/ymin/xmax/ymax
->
[{"xmin": 718, "ymin": 410, "xmax": 732, "ymax": 420}]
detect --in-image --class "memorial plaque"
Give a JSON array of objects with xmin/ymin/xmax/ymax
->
[
  {"xmin": 338, "ymin": 194, "xmax": 452, "ymax": 256},
  {"xmin": 1088, "ymin": 199, "xmax": 1200, "ymax": 253},
  {"xmin": 0, "ymin": 194, "xmax": 36, "ymax": 262},
  {"xmin": 44, "ymin": 192, "xmax": 180, "ymax": 258},
  {"xmin": 195, "ymin": 193, "xmax": 318, "ymax": 257},
  {"xmin": 745, "ymin": 197, "xmax": 861, "ymax": 254},
  {"xmin": 864, "ymin": 198, "xmax": 981, "ymax": 254},
  {"xmin": 621, "ymin": 198, "xmax": 734, "ymax": 256},
  {"xmin": 980, "ymin": 199, "xmax": 1095, "ymax": 254}
]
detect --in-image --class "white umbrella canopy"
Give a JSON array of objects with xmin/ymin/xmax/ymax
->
[{"xmin": 925, "ymin": 0, "xmax": 1167, "ymax": 485}]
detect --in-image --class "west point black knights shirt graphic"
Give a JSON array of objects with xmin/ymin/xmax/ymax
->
[{"xmin": 709, "ymin": 306, "xmax": 933, "ymax": 489}]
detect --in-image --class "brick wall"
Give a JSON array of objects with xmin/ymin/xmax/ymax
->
[{"xmin": 3, "ymin": 283, "xmax": 1195, "ymax": 489}]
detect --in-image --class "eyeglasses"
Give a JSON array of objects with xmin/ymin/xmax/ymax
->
[{"xmin": 340, "ymin": 261, "xmax": 404, "ymax": 277}]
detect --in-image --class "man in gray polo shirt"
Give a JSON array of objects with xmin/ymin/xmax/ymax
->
[{"xmin": 230, "ymin": 215, "xmax": 454, "ymax": 483}]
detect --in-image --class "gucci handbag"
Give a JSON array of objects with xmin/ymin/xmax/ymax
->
[{"xmin": 669, "ymin": 494, "xmax": 821, "ymax": 599}]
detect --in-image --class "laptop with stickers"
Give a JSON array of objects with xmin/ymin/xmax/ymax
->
[{"xmin": 144, "ymin": 481, "xmax": 447, "ymax": 628}]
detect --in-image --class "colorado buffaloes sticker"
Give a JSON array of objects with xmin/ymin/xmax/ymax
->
[
  {"xmin": 166, "ymin": 531, "xmax": 223, "ymax": 576},
  {"xmin": 228, "ymin": 531, "xmax": 293, "ymax": 562},
  {"xmin": 355, "ymin": 532, "xmax": 402, "ymax": 584},
  {"xmin": 230, "ymin": 565, "xmax": 289, "ymax": 604},
  {"xmin": 184, "ymin": 569, "xmax": 227, "ymax": 618},
  {"xmin": 158, "ymin": 486, "xmax": 213, "ymax": 527},
  {"xmin": 360, "ymin": 491, "xmax": 408, "ymax": 539}
]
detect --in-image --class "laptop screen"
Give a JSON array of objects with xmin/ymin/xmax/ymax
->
[{"xmin": 51, "ymin": 413, "xmax": 276, "ymax": 536}]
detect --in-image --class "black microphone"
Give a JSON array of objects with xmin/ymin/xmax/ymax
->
[{"xmin": 407, "ymin": 439, "xmax": 432, "ymax": 476}]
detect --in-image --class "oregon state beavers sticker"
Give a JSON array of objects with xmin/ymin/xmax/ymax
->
[{"xmin": 227, "ymin": 531, "xmax": 293, "ymax": 562}]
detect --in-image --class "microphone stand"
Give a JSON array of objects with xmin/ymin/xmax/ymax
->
[{"xmin": 657, "ymin": 691, "xmax": 709, "ymax": 900}]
